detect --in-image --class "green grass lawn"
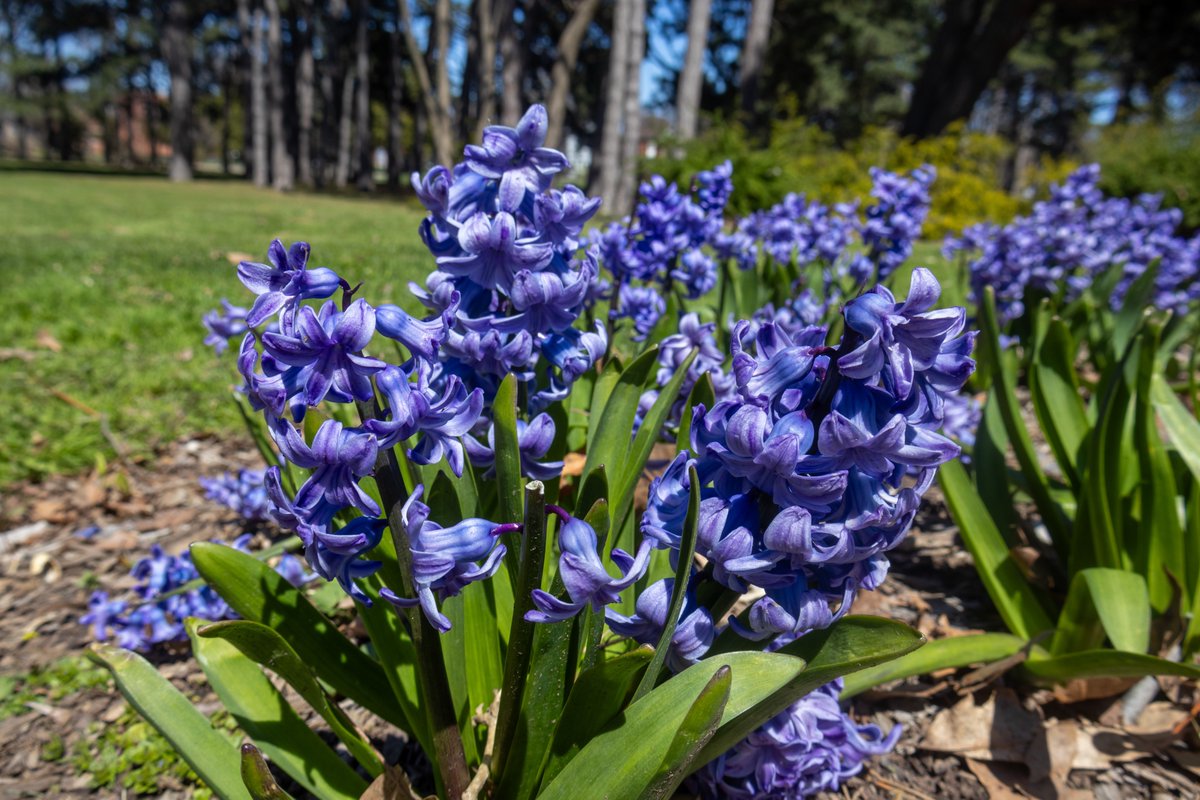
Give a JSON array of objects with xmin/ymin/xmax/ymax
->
[{"xmin": 2, "ymin": 171, "xmax": 431, "ymax": 486}]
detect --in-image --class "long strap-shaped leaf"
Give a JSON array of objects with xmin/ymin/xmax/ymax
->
[
  {"xmin": 939, "ymin": 459, "xmax": 1054, "ymax": 640},
  {"xmin": 979, "ymin": 287, "xmax": 1074, "ymax": 554},
  {"xmin": 1022, "ymin": 649, "xmax": 1200, "ymax": 683},
  {"xmin": 240, "ymin": 743, "xmax": 296, "ymax": 800},
  {"xmin": 190, "ymin": 542, "xmax": 410, "ymax": 730},
  {"xmin": 197, "ymin": 619, "xmax": 384, "ymax": 776},
  {"xmin": 88, "ymin": 643, "xmax": 251, "ymax": 800},
  {"xmin": 840, "ymin": 632, "xmax": 1027, "ymax": 698},
  {"xmin": 535, "ymin": 651, "xmax": 807, "ymax": 800},
  {"xmin": 536, "ymin": 617, "xmax": 921, "ymax": 799},
  {"xmin": 1050, "ymin": 568, "xmax": 1150, "ymax": 656},
  {"xmin": 638, "ymin": 666, "xmax": 731, "ymax": 800},
  {"xmin": 187, "ymin": 620, "xmax": 370, "ymax": 799}
]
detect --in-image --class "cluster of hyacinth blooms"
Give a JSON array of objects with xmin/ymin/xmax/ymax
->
[
  {"xmin": 82, "ymin": 534, "xmax": 309, "ymax": 652},
  {"xmin": 185, "ymin": 106, "xmax": 978, "ymax": 799},
  {"xmin": 199, "ymin": 468, "xmax": 270, "ymax": 522},
  {"xmin": 945, "ymin": 163, "xmax": 1200, "ymax": 325},
  {"xmin": 590, "ymin": 164, "xmax": 939, "ymax": 439}
]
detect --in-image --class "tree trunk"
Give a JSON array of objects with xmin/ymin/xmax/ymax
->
[
  {"xmin": 294, "ymin": 0, "xmax": 315, "ymax": 185},
  {"xmin": 901, "ymin": 0, "xmax": 1044, "ymax": 139},
  {"xmin": 433, "ymin": 0, "xmax": 454, "ymax": 162},
  {"xmin": 162, "ymin": 0, "xmax": 194, "ymax": 181},
  {"xmin": 221, "ymin": 63, "xmax": 232, "ymax": 174},
  {"xmin": 397, "ymin": 0, "xmax": 454, "ymax": 165},
  {"xmin": 738, "ymin": 0, "xmax": 773, "ymax": 117},
  {"xmin": 473, "ymin": 0, "xmax": 498, "ymax": 136},
  {"xmin": 595, "ymin": 0, "xmax": 630, "ymax": 205},
  {"xmin": 265, "ymin": 0, "xmax": 293, "ymax": 190},
  {"xmin": 497, "ymin": 0, "xmax": 523, "ymax": 125},
  {"xmin": 335, "ymin": 65, "xmax": 354, "ymax": 187},
  {"xmin": 614, "ymin": 0, "xmax": 644, "ymax": 216},
  {"xmin": 675, "ymin": 0, "xmax": 712, "ymax": 140},
  {"xmin": 236, "ymin": 0, "xmax": 255, "ymax": 179},
  {"xmin": 354, "ymin": 0, "xmax": 372, "ymax": 191},
  {"xmin": 250, "ymin": 4, "xmax": 269, "ymax": 186},
  {"xmin": 387, "ymin": 11, "xmax": 405, "ymax": 189},
  {"xmin": 545, "ymin": 0, "xmax": 603, "ymax": 148}
]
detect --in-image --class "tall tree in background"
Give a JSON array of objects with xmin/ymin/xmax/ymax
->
[
  {"xmin": 902, "ymin": 0, "xmax": 1044, "ymax": 137},
  {"xmin": 433, "ymin": 0, "xmax": 453, "ymax": 160},
  {"xmin": 739, "ymin": 0, "xmax": 773, "ymax": 117},
  {"xmin": 353, "ymin": 0, "xmax": 372, "ymax": 191},
  {"xmin": 294, "ymin": 0, "xmax": 315, "ymax": 185},
  {"xmin": 497, "ymin": 0, "xmax": 523, "ymax": 124},
  {"xmin": 596, "ymin": 0, "xmax": 631, "ymax": 205},
  {"xmin": 265, "ymin": 0, "xmax": 293, "ymax": 190},
  {"xmin": 161, "ymin": 0, "xmax": 194, "ymax": 181},
  {"xmin": 474, "ymin": 0, "xmax": 498, "ymax": 134},
  {"xmin": 675, "ymin": 0, "xmax": 712, "ymax": 139},
  {"xmin": 386, "ymin": 2, "xmax": 406, "ymax": 188},
  {"xmin": 614, "ymin": 0, "xmax": 644, "ymax": 214},
  {"xmin": 250, "ymin": 2, "xmax": 268, "ymax": 186},
  {"xmin": 545, "ymin": 0, "xmax": 603, "ymax": 147},
  {"xmin": 397, "ymin": 0, "xmax": 453, "ymax": 165}
]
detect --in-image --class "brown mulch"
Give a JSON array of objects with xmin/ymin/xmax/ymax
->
[{"xmin": 1, "ymin": 437, "xmax": 1198, "ymax": 798}]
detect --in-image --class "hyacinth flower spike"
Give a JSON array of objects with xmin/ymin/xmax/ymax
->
[{"xmin": 526, "ymin": 505, "xmax": 652, "ymax": 623}]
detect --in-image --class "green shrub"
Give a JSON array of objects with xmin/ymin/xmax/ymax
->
[
  {"xmin": 1089, "ymin": 120, "xmax": 1200, "ymax": 229},
  {"xmin": 644, "ymin": 119, "xmax": 1073, "ymax": 236}
]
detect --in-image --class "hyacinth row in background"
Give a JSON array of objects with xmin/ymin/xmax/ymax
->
[
  {"xmin": 169, "ymin": 106, "xmax": 977, "ymax": 798},
  {"xmin": 945, "ymin": 163, "xmax": 1200, "ymax": 325},
  {"xmin": 82, "ymin": 535, "xmax": 309, "ymax": 652}
]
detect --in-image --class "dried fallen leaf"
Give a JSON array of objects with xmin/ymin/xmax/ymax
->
[
  {"xmin": 561, "ymin": 451, "xmax": 586, "ymax": 477},
  {"xmin": 35, "ymin": 329, "xmax": 62, "ymax": 353},
  {"xmin": 225, "ymin": 251, "xmax": 254, "ymax": 265},
  {"xmin": 921, "ymin": 689, "xmax": 1042, "ymax": 761},
  {"xmin": 1053, "ymin": 676, "xmax": 1139, "ymax": 704}
]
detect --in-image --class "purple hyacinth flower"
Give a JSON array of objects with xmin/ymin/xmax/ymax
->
[
  {"xmin": 642, "ymin": 451, "xmax": 695, "ymax": 550},
  {"xmin": 839, "ymin": 268, "xmax": 975, "ymax": 424},
  {"xmin": 81, "ymin": 591, "xmax": 128, "ymax": 643},
  {"xmin": 269, "ymin": 418, "xmax": 380, "ymax": 531},
  {"xmin": 199, "ymin": 468, "xmax": 269, "ymax": 521},
  {"xmin": 375, "ymin": 295, "xmax": 458, "ymax": 362},
  {"xmin": 617, "ymin": 284, "xmax": 666, "ymax": 340},
  {"xmin": 606, "ymin": 577, "xmax": 715, "ymax": 672},
  {"xmin": 693, "ymin": 403, "xmax": 847, "ymax": 513},
  {"xmin": 671, "ymin": 249, "xmax": 718, "ymax": 299},
  {"xmin": 526, "ymin": 507, "xmax": 652, "ymax": 623},
  {"xmin": 202, "ymin": 299, "xmax": 249, "ymax": 354},
  {"xmin": 443, "ymin": 327, "xmax": 538, "ymax": 379},
  {"xmin": 237, "ymin": 239, "xmax": 343, "ymax": 327},
  {"xmin": 535, "ymin": 185, "xmax": 603, "ymax": 251},
  {"xmin": 363, "ymin": 363, "xmax": 483, "ymax": 477},
  {"xmin": 729, "ymin": 320, "xmax": 824, "ymax": 409},
  {"xmin": 464, "ymin": 413, "xmax": 563, "ymax": 481},
  {"xmin": 261, "ymin": 299, "xmax": 386, "ymax": 408},
  {"xmin": 437, "ymin": 211, "xmax": 554, "ymax": 293},
  {"xmin": 237, "ymin": 333, "xmax": 287, "ymax": 417},
  {"xmin": 687, "ymin": 679, "xmax": 900, "ymax": 799},
  {"xmin": 310, "ymin": 516, "xmax": 386, "ymax": 604},
  {"xmin": 381, "ymin": 486, "xmax": 508, "ymax": 632},
  {"xmin": 462, "ymin": 104, "xmax": 570, "ymax": 212}
]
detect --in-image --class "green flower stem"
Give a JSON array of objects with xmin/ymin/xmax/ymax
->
[
  {"xmin": 491, "ymin": 479, "xmax": 548, "ymax": 783},
  {"xmin": 357, "ymin": 399, "xmax": 470, "ymax": 799}
]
